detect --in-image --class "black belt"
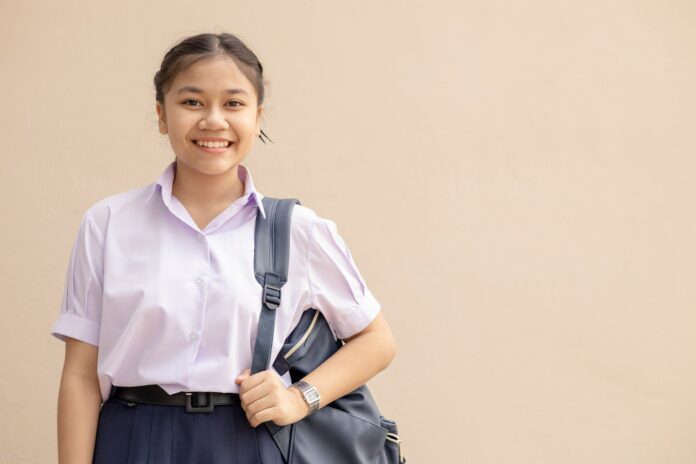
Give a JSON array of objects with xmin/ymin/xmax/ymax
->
[{"xmin": 112, "ymin": 384, "xmax": 241, "ymax": 413}]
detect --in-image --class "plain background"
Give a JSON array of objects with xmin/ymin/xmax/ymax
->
[{"xmin": 2, "ymin": 0, "xmax": 695, "ymax": 462}]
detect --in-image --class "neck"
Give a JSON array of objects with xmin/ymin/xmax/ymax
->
[{"xmin": 171, "ymin": 160, "xmax": 246, "ymax": 208}]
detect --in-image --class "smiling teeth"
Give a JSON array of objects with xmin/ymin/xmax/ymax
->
[{"xmin": 196, "ymin": 140, "xmax": 230, "ymax": 148}]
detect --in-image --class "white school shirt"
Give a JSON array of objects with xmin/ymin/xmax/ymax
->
[{"xmin": 50, "ymin": 160, "xmax": 381, "ymax": 403}]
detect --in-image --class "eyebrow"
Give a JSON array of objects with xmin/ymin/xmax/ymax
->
[{"xmin": 176, "ymin": 86, "xmax": 249, "ymax": 96}]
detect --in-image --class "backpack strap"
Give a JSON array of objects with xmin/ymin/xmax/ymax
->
[{"xmin": 251, "ymin": 196, "xmax": 301, "ymax": 376}]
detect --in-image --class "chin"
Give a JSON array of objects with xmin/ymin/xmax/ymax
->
[{"xmin": 178, "ymin": 156, "xmax": 238, "ymax": 174}]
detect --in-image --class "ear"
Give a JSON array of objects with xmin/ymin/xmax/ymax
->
[
  {"xmin": 157, "ymin": 102, "xmax": 167, "ymax": 135},
  {"xmin": 255, "ymin": 105, "xmax": 264, "ymax": 137}
]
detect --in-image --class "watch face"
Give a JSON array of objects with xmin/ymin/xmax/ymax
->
[{"xmin": 306, "ymin": 389, "xmax": 320, "ymax": 402}]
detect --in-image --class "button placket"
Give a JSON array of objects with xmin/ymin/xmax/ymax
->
[
  {"xmin": 190, "ymin": 233, "xmax": 210, "ymax": 350},
  {"xmin": 192, "ymin": 275, "xmax": 206, "ymax": 341}
]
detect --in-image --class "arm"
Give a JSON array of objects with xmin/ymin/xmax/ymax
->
[
  {"xmin": 57, "ymin": 337, "xmax": 102, "ymax": 464},
  {"xmin": 287, "ymin": 311, "xmax": 397, "ymax": 412},
  {"xmin": 236, "ymin": 311, "xmax": 397, "ymax": 426},
  {"xmin": 238, "ymin": 214, "xmax": 395, "ymax": 426}
]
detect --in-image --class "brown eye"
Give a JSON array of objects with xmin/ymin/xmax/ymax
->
[{"xmin": 183, "ymin": 99, "xmax": 201, "ymax": 106}]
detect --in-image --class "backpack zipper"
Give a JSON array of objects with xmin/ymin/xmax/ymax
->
[
  {"xmin": 268, "ymin": 199, "xmax": 279, "ymax": 271},
  {"xmin": 283, "ymin": 310, "xmax": 320, "ymax": 359}
]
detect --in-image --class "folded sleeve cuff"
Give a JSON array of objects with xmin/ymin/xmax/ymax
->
[
  {"xmin": 331, "ymin": 288, "xmax": 382, "ymax": 340},
  {"xmin": 50, "ymin": 313, "xmax": 100, "ymax": 347}
]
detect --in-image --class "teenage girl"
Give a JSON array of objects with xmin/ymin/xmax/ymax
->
[{"xmin": 50, "ymin": 32, "xmax": 397, "ymax": 463}]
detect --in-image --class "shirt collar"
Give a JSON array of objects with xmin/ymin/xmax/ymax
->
[{"xmin": 145, "ymin": 160, "xmax": 266, "ymax": 219}]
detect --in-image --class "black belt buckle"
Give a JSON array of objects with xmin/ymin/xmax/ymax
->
[{"xmin": 185, "ymin": 392, "xmax": 214, "ymax": 413}]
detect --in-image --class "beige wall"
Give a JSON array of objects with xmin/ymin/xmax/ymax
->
[{"xmin": 2, "ymin": 0, "xmax": 695, "ymax": 462}]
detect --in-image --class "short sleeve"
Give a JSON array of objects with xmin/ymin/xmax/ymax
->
[
  {"xmin": 306, "ymin": 217, "xmax": 381, "ymax": 339},
  {"xmin": 49, "ymin": 211, "xmax": 104, "ymax": 346}
]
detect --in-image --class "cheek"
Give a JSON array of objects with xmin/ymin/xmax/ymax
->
[
  {"xmin": 167, "ymin": 119, "xmax": 194, "ymax": 141},
  {"xmin": 235, "ymin": 119, "xmax": 259, "ymax": 137}
]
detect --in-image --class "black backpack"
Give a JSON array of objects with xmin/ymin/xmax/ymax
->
[{"xmin": 251, "ymin": 196, "xmax": 406, "ymax": 464}]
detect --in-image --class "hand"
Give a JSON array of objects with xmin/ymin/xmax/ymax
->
[{"xmin": 235, "ymin": 368, "xmax": 310, "ymax": 428}]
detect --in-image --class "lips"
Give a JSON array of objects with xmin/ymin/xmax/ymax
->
[
  {"xmin": 193, "ymin": 139, "xmax": 232, "ymax": 146},
  {"xmin": 191, "ymin": 140, "xmax": 235, "ymax": 154},
  {"xmin": 191, "ymin": 141, "xmax": 236, "ymax": 151}
]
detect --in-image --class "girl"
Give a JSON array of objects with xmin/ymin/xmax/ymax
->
[{"xmin": 51, "ymin": 32, "xmax": 397, "ymax": 463}]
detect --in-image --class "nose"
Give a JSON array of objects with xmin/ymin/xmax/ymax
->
[{"xmin": 199, "ymin": 107, "xmax": 229, "ymax": 130}]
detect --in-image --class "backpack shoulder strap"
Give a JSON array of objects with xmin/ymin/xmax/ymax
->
[{"xmin": 251, "ymin": 196, "xmax": 301, "ymax": 375}]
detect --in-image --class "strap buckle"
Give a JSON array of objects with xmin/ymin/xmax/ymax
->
[
  {"xmin": 263, "ymin": 282, "xmax": 281, "ymax": 310},
  {"xmin": 185, "ymin": 392, "xmax": 214, "ymax": 413}
]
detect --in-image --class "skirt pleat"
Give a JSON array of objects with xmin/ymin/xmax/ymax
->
[{"xmin": 92, "ymin": 395, "xmax": 286, "ymax": 464}]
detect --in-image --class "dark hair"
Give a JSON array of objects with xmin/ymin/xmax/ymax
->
[{"xmin": 153, "ymin": 33, "xmax": 272, "ymax": 144}]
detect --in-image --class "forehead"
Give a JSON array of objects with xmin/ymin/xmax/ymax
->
[{"xmin": 170, "ymin": 55, "xmax": 255, "ymax": 94}]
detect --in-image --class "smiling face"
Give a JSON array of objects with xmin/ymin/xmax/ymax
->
[{"xmin": 156, "ymin": 54, "xmax": 263, "ymax": 176}]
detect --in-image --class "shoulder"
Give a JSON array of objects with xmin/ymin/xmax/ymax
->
[
  {"xmin": 286, "ymin": 203, "xmax": 319, "ymax": 248},
  {"xmin": 286, "ymin": 202, "xmax": 357, "ymax": 265},
  {"xmin": 80, "ymin": 183, "xmax": 154, "ymax": 238},
  {"xmin": 288, "ymin": 202, "xmax": 341, "ymax": 242},
  {"xmin": 290, "ymin": 203, "xmax": 318, "ymax": 230}
]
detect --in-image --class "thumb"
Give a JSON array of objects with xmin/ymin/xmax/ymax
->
[{"xmin": 235, "ymin": 368, "xmax": 251, "ymax": 385}]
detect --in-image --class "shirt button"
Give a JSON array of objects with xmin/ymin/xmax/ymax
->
[
  {"xmin": 195, "ymin": 276, "xmax": 205, "ymax": 286},
  {"xmin": 189, "ymin": 331, "xmax": 200, "ymax": 342}
]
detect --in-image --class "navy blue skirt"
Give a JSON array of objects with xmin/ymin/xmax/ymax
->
[{"xmin": 92, "ymin": 394, "xmax": 286, "ymax": 464}]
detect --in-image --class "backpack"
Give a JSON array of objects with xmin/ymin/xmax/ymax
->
[{"xmin": 251, "ymin": 196, "xmax": 406, "ymax": 464}]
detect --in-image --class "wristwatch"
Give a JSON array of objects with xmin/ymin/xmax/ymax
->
[{"xmin": 290, "ymin": 380, "xmax": 321, "ymax": 415}]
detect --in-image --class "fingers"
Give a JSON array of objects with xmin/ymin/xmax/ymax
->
[
  {"xmin": 244, "ymin": 395, "xmax": 279, "ymax": 427},
  {"xmin": 237, "ymin": 370, "xmax": 289, "ymax": 427}
]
